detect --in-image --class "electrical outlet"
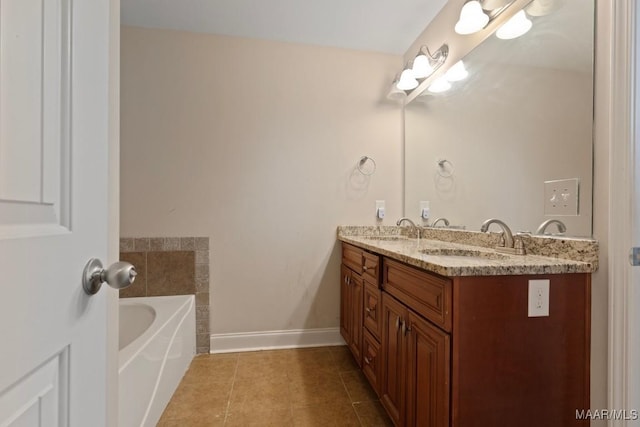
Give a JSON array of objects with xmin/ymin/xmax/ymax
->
[
  {"xmin": 544, "ymin": 178, "xmax": 579, "ymax": 216},
  {"xmin": 375, "ymin": 200, "xmax": 385, "ymax": 220},
  {"xmin": 528, "ymin": 279, "xmax": 550, "ymax": 317},
  {"xmin": 419, "ymin": 201, "xmax": 430, "ymax": 221}
]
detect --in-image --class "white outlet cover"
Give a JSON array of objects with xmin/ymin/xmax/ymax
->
[
  {"xmin": 544, "ymin": 178, "xmax": 579, "ymax": 216},
  {"xmin": 528, "ymin": 279, "xmax": 550, "ymax": 317}
]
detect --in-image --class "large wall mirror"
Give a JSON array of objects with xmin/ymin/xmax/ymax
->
[{"xmin": 404, "ymin": 0, "xmax": 594, "ymax": 237}]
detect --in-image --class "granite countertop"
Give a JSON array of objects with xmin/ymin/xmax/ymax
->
[{"xmin": 338, "ymin": 226, "xmax": 597, "ymax": 277}]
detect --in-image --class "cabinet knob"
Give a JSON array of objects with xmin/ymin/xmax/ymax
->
[
  {"xmin": 363, "ymin": 266, "xmax": 368, "ymax": 272},
  {"xmin": 395, "ymin": 316, "xmax": 401, "ymax": 330},
  {"xmin": 364, "ymin": 356, "xmax": 374, "ymax": 365},
  {"xmin": 365, "ymin": 306, "xmax": 376, "ymax": 314}
]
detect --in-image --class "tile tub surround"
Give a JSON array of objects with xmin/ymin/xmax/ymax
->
[
  {"xmin": 337, "ymin": 226, "xmax": 598, "ymax": 276},
  {"xmin": 120, "ymin": 237, "xmax": 211, "ymax": 354}
]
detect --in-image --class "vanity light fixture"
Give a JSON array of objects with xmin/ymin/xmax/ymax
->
[
  {"xmin": 396, "ymin": 66, "xmax": 419, "ymax": 90},
  {"xmin": 412, "ymin": 45, "xmax": 449, "ymax": 79},
  {"xmin": 496, "ymin": 10, "xmax": 532, "ymax": 39},
  {"xmin": 412, "ymin": 54, "xmax": 434, "ymax": 79},
  {"xmin": 387, "ymin": 75, "xmax": 408, "ymax": 101},
  {"xmin": 455, "ymin": 0, "xmax": 490, "ymax": 35},
  {"xmin": 445, "ymin": 60, "xmax": 468, "ymax": 82},
  {"xmin": 428, "ymin": 76, "xmax": 452, "ymax": 93}
]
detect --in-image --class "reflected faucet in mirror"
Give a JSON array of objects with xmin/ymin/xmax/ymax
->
[
  {"xmin": 536, "ymin": 219, "xmax": 567, "ymax": 236},
  {"xmin": 396, "ymin": 217, "xmax": 420, "ymax": 237},
  {"xmin": 431, "ymin": 217, "xmax": 450, "ymax": 228}
]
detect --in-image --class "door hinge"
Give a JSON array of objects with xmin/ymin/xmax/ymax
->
[{"xmin": 630, "ymin": 247, "xmax": 640, "ymax": 266}]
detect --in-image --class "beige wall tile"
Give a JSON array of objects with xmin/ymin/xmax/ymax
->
[
  {"xmin": 119, "ymin": 238, "xmax": 134, "ymax": 252},
  {"xmin": 146, "ymin": 251, "xmax": 195, "ymax": 296}
]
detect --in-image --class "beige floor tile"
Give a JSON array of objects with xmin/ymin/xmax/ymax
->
[
  {"xmin": 228, "ymin": 376, "xmax": 291, "ymax": 412},
  {"xmin": 340, "ymin": 370, "xmax": 378, "ymax": 403},
  {"xmin": 328, "ymin": 346, "xmax": 359, "ymax": 372},
  {"xmin": 353, "ymin": 401, "xmax": 393, "ymax": 427},
  {"xmin": 292, "ymin": 402, "xmax": 361, "ymax": 427},
  {"xmin": 286, "ymin": 348, "xmax": 339, "ymax": 377},
  {"xmin": 160, "ymin": 381, "xmax": 232, "ymax": 422},
  {"xmin": 182, "ymin": 356, "xmax": 238, "ymax": 385},
  {"xmin": 224, "ymin": 408, "xmax": 294, "ymax": 426},
  {"xmin": 160, "ymin": 346, "xmax": 395, "ymax": 426},
  {"xmin": 235, "ymin": 350, "xmax": 290, "ymax": 381},
  {"xmin": 288, "ymin": 372, "xmax": 351, "ymax": 408}
]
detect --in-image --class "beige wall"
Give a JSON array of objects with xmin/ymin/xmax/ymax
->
[{"xmin": 120, "ymin": 27, "xmax": 403, "ymax": 336}]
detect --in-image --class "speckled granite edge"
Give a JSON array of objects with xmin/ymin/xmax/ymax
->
[{"xmin": 337, "ymin": 226, "xmax": 598, "ymax": 276}]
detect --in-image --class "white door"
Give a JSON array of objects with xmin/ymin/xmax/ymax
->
[{"xmin": 0, "ymin": 0, "xmax": 111, "ymax": 426}]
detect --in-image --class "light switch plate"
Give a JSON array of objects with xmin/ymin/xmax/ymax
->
[{"xmin": 544, "ymin": 178, "xmax": 579, "ymax": 216}]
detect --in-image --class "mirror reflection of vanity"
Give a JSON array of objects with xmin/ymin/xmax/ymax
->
[{"xmin": 403, "ymin": 0, "xmax": 594, "ymax": 237}]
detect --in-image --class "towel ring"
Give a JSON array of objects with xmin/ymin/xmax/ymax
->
[
  {"xmin": 436, "ymin": 158, "xmax": 454, "ymax": 178},
  {"xmin": 357, "ymin": 156, "xmax": 377, "ymax": 176}
]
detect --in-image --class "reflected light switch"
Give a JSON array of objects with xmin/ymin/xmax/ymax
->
[{"xmin": 544, "ymin": 178, "xmax": 579, "ymax": 216}]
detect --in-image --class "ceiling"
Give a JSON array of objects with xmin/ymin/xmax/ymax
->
[{"xmin": 121, "ymin": 0, "xmax": 448, "ymax": 55}]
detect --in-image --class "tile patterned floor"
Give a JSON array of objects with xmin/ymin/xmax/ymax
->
[{"xmin": 158, "ymin": 346, "xmax": 393, "ymax": 426}]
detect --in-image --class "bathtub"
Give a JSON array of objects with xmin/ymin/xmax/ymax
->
[{"xmin": 119, "ymin": 295, "xmax": 196, "ymax": 427}]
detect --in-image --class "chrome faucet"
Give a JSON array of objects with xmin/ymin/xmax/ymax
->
[
  {"xmin": 396, "ymin": 217, "xmax": 420, "ymax": 238},
  {"xmin": 480, "ymin": 218, "xmax": 515, "ymax": 249},
  {"xmin": 431, "ymin": 217, "xmax": 450, "ymax": 228},
  {"xmin": 536, "ymin": 219, "xmax": 567, "ymax": 235}
]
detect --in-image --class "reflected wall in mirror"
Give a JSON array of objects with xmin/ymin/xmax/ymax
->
[{"xmin": 404, "ymin": 0, "xmax": 594, "ymax": 237}]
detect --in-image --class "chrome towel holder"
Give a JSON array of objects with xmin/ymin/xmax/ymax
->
[{"xmin": 357, "ymin": 156, "xmax": 377, "ymax": 176}]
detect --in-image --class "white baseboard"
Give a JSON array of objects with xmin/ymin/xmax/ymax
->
[{"xmin": 209, "ymin": 327, "xmax": 345, "ymax": 354}]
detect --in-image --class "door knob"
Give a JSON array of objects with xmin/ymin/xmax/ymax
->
[{"xmin": 82, "ymin": 258, "xmax": 137, "ymax": 295}]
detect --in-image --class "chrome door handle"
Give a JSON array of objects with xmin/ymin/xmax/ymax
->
[{"xmin": 83, "ymin": 258, "xmax": 137, "ymax": 295}]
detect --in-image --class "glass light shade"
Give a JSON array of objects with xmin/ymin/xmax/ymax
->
[
  {"xmin": 428, "ymin": 77, "xmax": 452, "ymax": 93},
  {"xmin": 387, "ymin": 83, "xmax": 408, "ymax": 101},
  {"xmin": 445, "ymin": 60, "xmax": 468, "ymax": 82},
  {"xmin": 412, "ymin": 54, "xmax": 434, "ymax": 79},
  {"xmin": 455, "ymin": 1, "xmax": 489, "ymax": 35},
  {"xmin": 496, "ymin": 10, "xmax": 532, "ymax": 40},
  {"xmin": 397, "ymin": 68, "xmax": 419, "ymax": 91}
]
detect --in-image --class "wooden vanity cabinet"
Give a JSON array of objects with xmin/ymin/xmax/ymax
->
[
  {"xmin": 380, "ymin": 284, "xmax": 450, "ymax": 427},
  {"xmin": 340, "ymin": 263, "xmax": 364, "ymax": 365},
  {"xmin": 341, "ymin": 243, "xmax": 381, "ymax": 367},
  {"xmin": 341, "ymin": 242, "xmax": 591, "ymax": 427}
]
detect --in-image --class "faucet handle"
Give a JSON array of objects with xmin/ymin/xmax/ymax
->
[{"xmin": 513, "ymin": 233, "xmax": 528, "ymax": 255}]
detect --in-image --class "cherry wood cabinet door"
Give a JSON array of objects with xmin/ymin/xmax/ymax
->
[
  {"xmin": 340, "ymin": 264, "xmax": 351, "ymax": 344},
  {"xmin": 406, "ymin": 310, "xmax": 450, "ymax": 427},
  {"xmin": 349, "ymin": 274, "xmax": 364, "ymax": 366},
  {"xmin": 381, "ymin": 294, "xmax": 407, "ymax": 426},
  {"xmin": 362, "ymin": 329, "xmax": 382, "ymax": 397}
]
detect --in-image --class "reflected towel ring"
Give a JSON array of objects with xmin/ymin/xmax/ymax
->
[
  {"xmin": 437, "ymin": 159, "xmax": 454, "ymax": 177},
  {"xmin": 357, "ymin": 156, "xmax": 377, "ymax": 176}
]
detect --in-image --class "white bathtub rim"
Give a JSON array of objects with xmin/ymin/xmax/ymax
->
[{"xmin": 119, "ymin": 295, "xmax": 195, "ymax": 374}]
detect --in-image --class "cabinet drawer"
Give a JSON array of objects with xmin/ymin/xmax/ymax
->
[
  {"xmin": 364, "ymin": 280, "xmax": 382, "ymax": 340},
  {"xmin": 362, "ymin": 329, "xmax": 382, "ymax": 397},
  {"xmin": 363, "ymin": 251, "xmax": 380, "ymax": 283},
  {"xmin": 383, "ymin": 258, "xmax": 452, "ymax": 332},
  {"xmin": 342, "ymin": 243, "xmax": 363, "ymax": 275}
]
